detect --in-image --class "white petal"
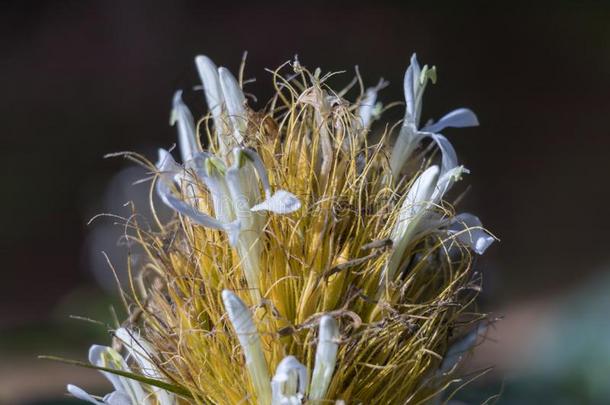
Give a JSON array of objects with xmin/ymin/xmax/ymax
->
[
  {"xmin": 389, "ymin": 123, "xmax": 424, "ymax": 175},
  {"xmin": 195, "ymin": 55, "xmax": 230, "ymax": 155},
  {"xmin": 240, "ymin": 148, "xmax": 272, "ymax": 198},
  {"xmin": 171, "ymin": 90, "xmax": 200, "ymax": 163},
  {"xmin": 449, "ymin": 213, "xmax": 495, "ymax": 255},
  {"xmin": 358, "ymin": 87, "xmax": 378, "ymax": 129},
  {"xmin": 88, "ymin": 345, "xmax": 124, "ymax": 393},
  {"xmin": 439, "ymin": 323, "xmax": 487, "ymax": 375},
  {"xmin": 104, "ymin": 391, "xmax": 133, "ymax": 405},
  {"xmin": 240, "ymin": 148, "xmax": 301, "ymax": 214},
  {"xmin": 309, "ymin": 316, "xmax": 339, "ymax": 401},
  {"xmin": 115, "ymin": 328, "xmax": 159, "ymax": 378},
  {"xmin": 222, "ymin": 290, "xmax": 271, "ymax": 404},
  {"xmin": 271, "ymin": 356, "xmax": 308, "ymax": 405},
  {"xmin": 156, "ymin": 148, "xmax": 181, "ymax": 173},
  {"xmin": 225, "ymin": 165, "xmax": 256, "ymax": 223},
  {"xmin": 156, "ymin": 149, "xmax": 240, "ymax": 237},
  {"xmin": 67, "ymin": 384, "xmax": 104, "ymax": 404},
  {"xmin": 251, "ymin": 190, "xmax": 301, "ymax": 214},
  {"xmin": 391, "ymin": 165, "xmax": 440, "ymax": 242},
  {"xmin": 427, "ymin": 133, "xmax": 458, "ymax": 177},
  {"xmin": 431, "ymin": 165, "xmax": 469, "ymax": 205},
  {"xmin": 196, "ymin": 154, "xmax": 234, "ymax": 224},
  {"xmin": 88, "ymin": 345, "xmax": 148, "ymax": 405},
  {"xmin": 422, "ymin": 108, "xmax": 479, "ymax": 134},
  {"xmin": 383, "ymin": 165, "xmax": 440, "ymax": 288},
  {"xmin": 115, "ymin": 328, "xmax": 175, "ymax": 405},
  {"xmin": 403, "ymin": 53, "xmax": 420, "ymax": 125},
  {"xmin": 390, "ymin": 127, "xmax": 456, "ymax": 177},
  {"xmin": 194, "ymin": 56, "xmax": 224, "ymax": 125},
  {"xmin": 218, "ymin": 66, "xmax": 246, "ymax": 143}
]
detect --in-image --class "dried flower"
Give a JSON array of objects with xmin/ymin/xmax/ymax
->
[{"xmin": 63, "ymin": 52, "xmax": 495, "ymax": 404}]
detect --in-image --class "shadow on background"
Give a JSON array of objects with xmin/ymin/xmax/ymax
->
[{"xmin": 1, "ymin": 1, "xmax": 610, "ymax": 403}]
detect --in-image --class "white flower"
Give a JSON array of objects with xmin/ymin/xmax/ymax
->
[
  {"xmin": 222, "ymin": 291, "xmax": 340, "ymax": 405},
  {"xmin": 155, "ymin": 148, "xmax": 241, "ymax": 240},
  {"xmin": 156, "ymin": 147, "xmax": 300, "ymax": 301},
  {"xmin": 66, "ymin": 334, "xmax": 174, "ymax": 405},
  {"xmin": 389, "ymin": 53, "xmax": 478, "ymax": 177},
  {"xmin": 382, "ymin": 165, "xmax": 440, "ymax": 286},
  {"xmin": 382, "ymin": 163, "xmax": 477, "ymax": 288}
]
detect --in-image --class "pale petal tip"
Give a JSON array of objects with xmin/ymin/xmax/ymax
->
[
  {"xmin": 221, "ymin": 289, "xmax": 239, "ymax": 308},
  {"xmin": 222, "ymin": 289, "xmax": 235, "ymax": 302},
  {"xmin": 88, "ymin": 344, "xmax": 107, "ymax": 365},
  {"xmin": 427, "ymin": 164, "xmax": 440, "ymax": 176},
  {"xmin": 156, "ymin": 148, "xmax": 173, "ymax": 170},
  {"xmin": 251, "ymin": 190, "xmax": 301, "ymax": 214},
  {"xmin": 217, "ymin": 66, "xmax": 231, "ymax": 79},
  {"xmin": 173, "ymin": 89, "xmax": 183, "ymax": 101},
  {"xmin": 195, "ymin": 54, "xmax": 214, "ymax": 65}
]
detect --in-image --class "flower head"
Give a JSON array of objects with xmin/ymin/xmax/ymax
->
[{"xmin": 66, "ymin": 53, "xmax": 495, "ymax": 404}]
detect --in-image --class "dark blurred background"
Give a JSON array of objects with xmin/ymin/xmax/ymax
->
[{"xmin": 2, "ymin": 1, "xmax": 610, "ymax": 403}]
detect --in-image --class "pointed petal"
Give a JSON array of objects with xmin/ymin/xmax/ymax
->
[
  {"xmin": 391, "ymin": 165, "xmax": 440, "ymax": 242},
  {"xmin": 309, "ymin": 316, "xmax": 339, "ymax": 401},
  {"xmin": 194, "ymin": 55, "xmax": 224, "ymax": 124},
  {"xmin": 271, "ymin": 355, "xmax": 308, "ymax": 404},
  {"xmin": 218, "ymin": 66, "xmax": 246, "ymax": 143},
  {"xmin": 171, "ymin": 90, "xmax": 200, "ymax": 163},
  {"xmin": 195, "ymin": 55, "xmax": 231, "ymax": 155},
  {"xmin": 427, "ymin": 133, "xmax": 458, "ymax": 177},
  {"xmin": 222, "ymin": 290, "xmax": 271, "ymax": 404},
  {"xmin": 251, "ymin": 190, "xmax": 301, "ymax": 214},
  {"xmin": 422, "ymin": 108, "xmax": 479, "ymax": 134},
  {"xmin": 450, "ymin": 213, "xmax": 495, "ymax": 254},
  {"xmin": 403, "ymin": 54, "xmax": 418, "ymax": 124},
  {"xmin": 67, "ymin": 385, "xmax": 104, "ymax": 404},
  {"xmin": 383, "ymin": 165, "xmax": 440, "ymax": 287},
  {"xmin": 104, "ymin": 391, "xmax": 133, "ymax": 405}
]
